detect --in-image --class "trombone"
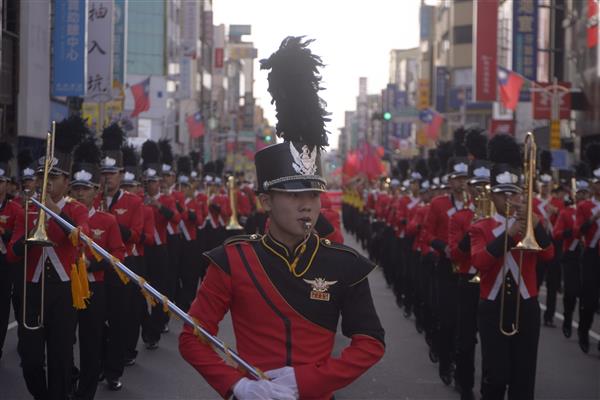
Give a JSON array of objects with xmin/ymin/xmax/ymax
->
[
  {"xmin": 499, "ymin": 132, "xmax": 542, "ymax": 336},
  {"xmin": 226, "ymin": 175, "xmax": 243, "ymax": 231},
  {"xmin": 22, "ymin": 127, "xmax": 55, "ymax": 330}
]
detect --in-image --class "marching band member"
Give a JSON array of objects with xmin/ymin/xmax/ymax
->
[
  {"xmin": 70, "ymin": 138, "xmax": 125, "ymax": 399},
  {"xmin": 575, "ymin": 143, "xmax": 600, "ymax": 354},
  {"xmin": 9, "ymin": 117, "xmax": 89, "ymax": 399},
  {"xmin": 470, "ymin": 134, "xmax": 554, "ymax": 400},
  {"xmin": 180, "ymin": 37, "xmax": 384, "ymax": 400}
]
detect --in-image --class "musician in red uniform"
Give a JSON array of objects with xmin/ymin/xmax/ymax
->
[
  {"xmin": 70, "ymin": 139, "xmax": 126, "ymax": 400},
  {"xmin": 424, "ymin": 135, "xmax": 469, "ymax": 385},
  {"xmin": 9, "ymin": 117, "xmax": 89, "ymax": 399},
  {"xmin": 99, "ymin": 124, "xmax": 144, "ymax": 390},
  {"xmin": 470, "ymin": 134, "xmax": 554, "ymax": 400},
  {"xmin": 140, "ymin": 140, "xmax": 179, "ymax": 349},
  {"xmin": 180, "ymin": 37, "xmax": 384, "ymax": 400},
  {"xmin": 0, "ymin": 143, "xmax": 23, "ymax": 361},
  {"xmin": 552, "ymin": 165, "xmax": 589, "ymax": 339},
  {"xmin": 575, "ymin": 143, "xmax": 600, "ymax": 353}
]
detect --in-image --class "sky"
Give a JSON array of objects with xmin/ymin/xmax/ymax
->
[{"xmin": 213, "ymin": 0, "xmax": 421, "ymax": 149}]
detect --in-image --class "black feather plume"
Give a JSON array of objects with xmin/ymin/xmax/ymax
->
[
  {"xmin": 453, "ymin": 127, "xmax": 468, "ymax": 157},
  {"xmin": 575, "ymin": 162, "xmax": 589, "ymax": 179},
  {"xmin": 158, "ymin": 139, "xmax": 174, "ymax": 165},
  {"xmin": 585, "ymin": 142, "xmax": 600, "ymax": 170},
  {"xmin": 397, "ymin": 159, "xmax": 410, "ymax": 181},
  {"xmin": 489, "ymin": 134, "xmax": 521, "ymax": 168},
  {"xmin": 427, "ymin": 149, "xmax": 440, "ymax": 177},
  {"xmin": 260, "ymin": 36, "xmax": 330, "ymax": 147},
  {"xmin": 177, "ymin": 156, "xmax": 192, "ymax": 176},
  {"xmin": 465, "ymin": 127, "xmax": 488, "ymax": 160},
  {"xmin": 73, "ymin": 138, "xmax": 101, "ymax": 164},
  {"xmin": 437, "ymin": 141, "xmax": 454, "ymax": 173},
  {"xmin": 190, "ymin": 151, "xmax": 200, "ymax": 169},
  {"xmin": 54, "ymin": 116, "xmax": 89, "ymax": 153},
  {"xmin": 203, "ymin": 161, "xmax": 215, "ymax": 176},
  {"xmin": 539, "ymin": 150, "xmax": 553, "ymax": 173},
  {"xmin": 101, "ymin": 123, "xmax": 125, "ymax": 151},
  {"xmin": 0, "ymin": 143, "xmax": 13, "ymax": 163},
  {"xmin": 141, "ymin": 140, "xmax": 160, "ymax": 166},
  {"xmin": 415, "ymin": 159, "xmax": 429, "ymax": 179},
  {"xmin": 17, "ymin": 149, "xmax": 33, "ymax": 170},
  {"xmin": 215, "ymin": 159, "xmax": 225, "ymax": 177},
  {"xmin": 122, "ymin": 144, "xmax": 138, "ymax": 167}
]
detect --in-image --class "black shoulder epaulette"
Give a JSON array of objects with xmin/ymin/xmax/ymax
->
[
  {"xmin": 319, "ymin": 238, "xmax": 360, "ymax": 258},
  {"xmin": 224, "ymin": 233, "xmax": 263, "ymax": 246}
]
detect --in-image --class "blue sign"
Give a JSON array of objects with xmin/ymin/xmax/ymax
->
[
  {"xmin": 52, "ymin": 0, "xmax": 86, "ymax": 97},
  {"xmin": 513, "ymin": 0, "xmax": 538, "ymax": 81},
  {"xmin": 395, "ymin": 90, "xmax": 407, "ymax": 109},
  {"xmin": 551, "ymin": 150, "xmax": 568, "ymax": 170},
  {"xmin": 435, "ymin": 67, "xmax": 449, "ymax": 113}
]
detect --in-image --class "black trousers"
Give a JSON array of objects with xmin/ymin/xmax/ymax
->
[
  {"xmin": 177, "ymin": 239, "xmax": 203, "ymax": 312},
  {"xmin": 102, "ymin": 258, "xmax": 134, "ymax": 381},
  {"xmin": 434, "ymin": 257, "xmax": 458, "ymax": 372},
  {"xmin": 142, "ymin": 244, "xmax": 169, "ymax": 344},
  {"xmin": 455, "ymin": 276, "xmax": 480, "ymax": 393},
  {"xmin": 18, "ymin": 281, "xmax": 77, "ymax": 400},
  {"xmin": 420, "ymin": 252, "xmax": 436, "ymax": 341},
  {"xmin": 166, "ymin": 233, "xmax": 183, "ymax": 303},
  {"xmin": 76, "ymin": 282, "xmax": 105, "ymax": 400},
  {"xmin": 561, "ymin": 250, "xmax": 580, "ymax": 323},
  {"xmin": 478, "ymin": 296, "xmax": 540, "ymax": 400},
  {"xmin": 401, "ymin": 239, "xmax": 415, "ymax": 311},
  {"xmin": 0, "ymin": 259, "xmax": 22, "ymax": 358},
  {"xmin": 578, "ymin": 247, "xmax": 600, "ymax": 336},
  {"xmin": 123, "ymin": 256, "xmax": 146, "ymax": 360}
]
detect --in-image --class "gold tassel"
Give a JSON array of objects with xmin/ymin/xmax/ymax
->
[
  {"xmin": 89, "ymin": 245, "xmax": 103, "ymax": 262},
  {"xmin": 222, "ymin": 343, "xmax": 238, "ymax": 369},
  {"xmin": 110, "ymin": 256, "xmax": 129, "ymax": 285},
  {"xmin": 70, "ymin": 265, "xmax": 86, "ymax": 310},
  {"xmin": 78, "ymin": 254, "xmax": 91, "ymax": 300},
  {"xmin": 191, "ymin": 317, "xmax": 210, "ymax": 346},
  {"xmin": 138, "ymin": 278, "xmax": 156, "ymax": 307},
  {"xmin": 162, "ymin": 295, "xmax": 169, "ymax": 313},
  {"xmin": 69, "ymin": 228, "xmax": 80, "ymax": 247}
]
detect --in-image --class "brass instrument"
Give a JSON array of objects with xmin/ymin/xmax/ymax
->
[
  {"xmin": 499, "ymin": 132, "xmax": 541, "ymax": 336},
  {"xmin": 22, "ymin": 127, "xmax": 56, "ymax": 330},
  {"xmin": 226, "ymin": 176, "xmax": 243, "ymax": 230}
]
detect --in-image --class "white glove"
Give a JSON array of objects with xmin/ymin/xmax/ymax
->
[
  {"xmin": 232, "ymin": 377, "xmax": 296, "ymax": 400},
  {"xmin": 265, "ymin": 367, "xmax": 298, "ymax": 399}
]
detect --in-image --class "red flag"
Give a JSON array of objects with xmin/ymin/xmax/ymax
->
[
  {"xmin": 130, "ymin": 77, "xmax": 151, "ymax": 118},
  {"xmin": 498, "ymin": 67, "xmax": 524, "ymax": 110},
  {"xmin": 419, "ymin": 109, "xmax": 444, "ymax": 140},
  {"xmin": 359, "ymin": 142, "xmax": 385, "ymax": 181},
  {"xmin": 186, "ymin": 111, "xmax": 205, "ymax": 138}
]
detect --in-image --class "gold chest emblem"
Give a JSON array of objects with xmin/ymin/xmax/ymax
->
[
  {"xmin": 303, "ymin": 277, "xmax": 338, "ymax": 301},
  {"xmin": 115, "ymin": 208, "xmax": 127, "ymax": 216},
  {"xmin": 91, "ymin": 228, "xmax": 105, "ymax": 239}
]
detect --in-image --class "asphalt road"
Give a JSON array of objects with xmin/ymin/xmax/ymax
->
[{"xmin": 1, "ymin": 230, "xmax": 599, "ymax": 399}]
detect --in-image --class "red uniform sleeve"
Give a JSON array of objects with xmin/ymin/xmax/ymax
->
[
  {"xmin": 143, "ymin": 206, "xmax": 156, "ymax": 246},
  {"xmin": 405, "ymin": 207, "xmax": 422, "ymax": 238},
  {"xmin": 449, "ymin": 212, "xmax": 469, "ymax": 265},
  {"xmin": 179, "ymin": 265, "xmax": 243, "ymax": 399},
  {"xmin": 470, "ymin": 223, "xmax": 503, "ymax": 273},
  {"xmin": 107, "ymin": 216, "xmax": 126, "ymax": 262},
  {"xmin": 552, "ymin": 209, "xmax": 568, "ymax": 241},
  {"xmin": 126, "ymin": 196, "xmax": 144, "ymax": 246}
]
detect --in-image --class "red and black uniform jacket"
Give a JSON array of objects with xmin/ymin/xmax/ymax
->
[
  {"xmin": 406, "ymin": 202, "xmax": 429, "ymax": 252},
  {"xmin": 148, "ymin": 193, "xmax": 180, "ymax": 246},
  {"xmin": 533, "ymin": 196, "xmax": 564, "ymax": 230},
  {"xmin": 553, "ymin": 206, "xmax": 580, "ymax": 254},
  {"xmin": 236, "ymin": 190, "xmax": 252, "ymax": 218},
  {"xmin": 202, "ymin": 194, "xmax": 226, "ymax": 229},
  {"xmin": 0, "ymin": 198, "xmax": 23, "ymax": 260},
  {"xmin": 425, "ymin": 194, "xmax": 465, "ymax": 256},
  {"xmin": 448, "ymin": 208, "xmax": 476, "ymax": 275},
  {"xmin": 86, "ymin": 207, "xmax": 126, "ymax": 282},
  {"xmin": 374, "ymin": 192, "xmax": 390, "ymax": 221},
  {"xmin": 195, "ymin": 191, "xmax": 209, "ymax": 221},
  {"xmin": 179, "ymin": 234, "xmax": 385, "ymax": 399},
  {"xmin": 106, "ymin": 189, "xmax": 144, "ymax": 258},
  {"xmin": 470, "ymin": 214, "xmax": 554, "ymax": 300},
  {"xmin": 179, "ymin": 197, "xmax": 203, "ymax": 242},
  {"xmin": 575, "ymin": 197, "xmax": 600, "ymax": 250},
  {"xmin": 138, "ymin": 200, "xmax": 157, "ymax": 256},
  {"xmin": 396, "ymin": 195, "xmax": 420, "ymax": 239},
  {"xmin": 320, "ymin": 193, "xmax": 344, "ymax": 244},
  {"xmin": 9, "ymin": 197, "xmax": 89, "ymax": 282},
  {"xmin": 162, "ymin": 191, "xmax": 181, "ymax": 236}
]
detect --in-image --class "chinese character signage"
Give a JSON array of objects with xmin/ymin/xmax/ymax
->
[
  {"xmin": 532, "ymin": 82, "xmax": 571, "ymax": 120},
  {"xmin": 113, "ymin": 0, "xmax": 127, "ymax": 85},
  {"xmin": 435, "ymin": 67, "xmax": 449, "ymax": 113},
  {"xmin": 418, "ymin": 79, "xmax": 430, "ymax": 109},
  {"xmin": 513, "ymin": 0, "xmax": 538, "ymax": 81},
  {"xmin": 474, "ymin": 0, "xmax": 498, "ymax": 101},
  {"xmin": 52, "ymin": 0, "xmax": 87, "ymax": 97},
  {"xmin": 588, "ymin": 0, "xmax": 598, "ymax": 48},
  {"xmin": 87, "ymin": 0, "xmax": 114, "ymax": 100}
]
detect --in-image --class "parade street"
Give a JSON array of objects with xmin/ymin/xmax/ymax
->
[{"xmin": 0, "ymin": 230, "xmax": 597, "ymax": 400}]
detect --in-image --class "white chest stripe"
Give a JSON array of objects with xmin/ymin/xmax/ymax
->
[
  {"xmin": 32, "ymin": 247, "xmax": 69, "ymax": 283},
  {"xmin": 179, "ymin": 220, "xmax": 192, "ymax": 241},
  {"xmin": 589, "ymin": 203, "xmax": 600, "ymax": 248}
]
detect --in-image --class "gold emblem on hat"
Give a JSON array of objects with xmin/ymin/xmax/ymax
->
[{"xmin": 303, "ymin": 277, "xmax": 337, "ymax": 301}]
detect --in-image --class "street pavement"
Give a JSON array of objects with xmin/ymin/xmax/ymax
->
[{"xmin": 1, "ymin": 230, "xmax": 599, "ymax": 399}]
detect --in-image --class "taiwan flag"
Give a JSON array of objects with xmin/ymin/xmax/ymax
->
[
  {"xmin": 186, "ymin": 111, "xmax": 205, "ymax": 138},
  {"xmin": 498, "ymin": 67, "xmax": 524, "ymax": 110},
  {"xmin": 419, "ymin": 108, "xmax": 444, "ymax": 140},
  {"xmin": 130, "ymin": 77, "xmax": 151, "ymax": 118}
]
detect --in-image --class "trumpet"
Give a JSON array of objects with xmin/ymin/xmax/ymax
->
[
  {"xmin": 226, "ymin": 176, "xmax": 243, "ymax": 231},
  {"xmin": 22, "ymin": 127, "xmax": 55, "ymax": 330},
  {"xmin": 499, "ymin": 132, "xmax": 541, "ymax": 337}
]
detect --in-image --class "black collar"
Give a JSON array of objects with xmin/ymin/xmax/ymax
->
[{"xmin": 262, "ymin": 232, "xmax": 318, "ymax": 263}]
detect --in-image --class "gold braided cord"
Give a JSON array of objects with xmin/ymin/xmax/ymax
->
[{"xmin": 261, "ymin": 234, "xmax": 319, "ymax": 278}]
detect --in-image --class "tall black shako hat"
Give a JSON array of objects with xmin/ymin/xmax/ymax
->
[
  {"xmin": 538, "ymin": 150, "xmax": 553, "ymax": 185},
  {"xmin": 177, "ymin": 156, "xmax": 192, "ymax": 185},
  {"xmin": 40, "ymin": 116, "xmax": 88, "ymax": 176},
  {"xmin": 71, "ymin": 138, "xmax": 101, "ymax": 188},
  {"xmin": 585, "ymin": 142, "xmax": 600, "ymax": 184},
  {"xmin": 465, "ymin": 127, "xmax": 490, "ymax": 185},
  {"xmin": 447, "ymin": 127, "xmax": 469, "ymax": 179},
  {"xmin": 122, "ymin": 144, "xmax": 140, "ymax": 186},
  {"xmin": 141, "ymin": 140, "xmax": 161, "ymax": 181},
  {"xmin": 256, "ymin": 36, "xmax": 330, "ymax": 193},
  {"xmin": 159, "ymin": 139, "xmax": 175, "ymax": 176},
  {"xmin": 18, "ymin": 149, "xmax": 35, "ymax": 182},
  {"xmin": 100, "ymin": 123, "xmax": 125, "ymax": 172},
  {"xmin": 489, "ymin": 134, "xmax": 522, "ymax": 194},
  {"xmin": 0, "ymin": 143, "xmax": 13, "ymax": 182}
]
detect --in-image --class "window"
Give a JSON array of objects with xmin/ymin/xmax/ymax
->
[{"xmin": 453, "ymin": 25, "xmax": 472, "ymax": 45}]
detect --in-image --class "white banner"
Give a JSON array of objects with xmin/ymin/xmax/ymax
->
[
  {"xmin": 87, "ymin": 0, "xmax": 114, "ymax": 101},
  {"xmin": 181, "ymin": 1, "xmax": 198, "ymax": 58}
]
